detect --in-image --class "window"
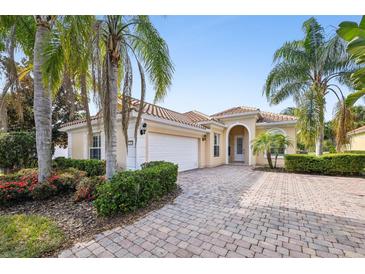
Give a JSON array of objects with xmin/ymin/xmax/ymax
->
[
  {"xmin": 214, "ymin": 133, "xmax": 220, "ymax": 157},
  {"xmin": 268, "ymin": 129, "xmax": 286, "ymax": 157},
  {"xmin": 89, "ymin": 134, "xmax": 101, "ymax": 160}
]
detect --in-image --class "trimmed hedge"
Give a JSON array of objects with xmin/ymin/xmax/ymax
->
[
  {"xmin": 94, "ymin": 161, "xmax": 178, "ymax": 216},
  {"xmin": 53, "ymin": 157, "xmax": 105, "ymax": 176},
  {"xmin": 344, "ymin": 150, "xmax": 365, "ymax": 154},
  {"xmin": 0, "ymin": 132, "xmax": 37, "ymax": 171},
  {"xmin": 284, "ymin": 153, "xmax": 365, "ymax": 175}
]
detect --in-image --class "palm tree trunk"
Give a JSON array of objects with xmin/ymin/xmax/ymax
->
[
  {"xmin": 63, "ymin": 72, "xmax": 75, "ymax": 120},
  {"xmin": 266, "ymin": 151, "xmax": 273, "ymax": 169},
  {"xmin": 315, "ymin": 102, "xmax": 325, "ymax": 156},
  {"xmin": 80, "ymin": 73, "xmax": 93, "ymax": 152},
  {"xmin": 104, "ymin": 61, "xmax": 118, "ymax": 179},
  {"xmin": 0, "ymin": 98, "xmax": 8, "ymax": 132},
  {"xmin": 33, "ymin": 23, "xmax": 52, "ymax": 182}
]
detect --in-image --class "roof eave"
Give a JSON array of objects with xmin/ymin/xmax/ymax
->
[
  {"xmin": 211, "ymin": 111, "xmax": 260, "ymax": 120},
  {"xmin": 256, "ymin": 120, "xmax": 297, "ymax": 127}
]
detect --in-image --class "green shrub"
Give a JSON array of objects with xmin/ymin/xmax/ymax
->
[
  {"xmin": 53, "ymin": 157, "xmax": 105, "ymax": 176},
  {"xmin": 344, "ymin": 150, "xmax": 365, "ymax": 154},
  {"xmin": 284, "ymin": 153, "xmax": 365, "ymax": 175},
  {"xmin": 74, "ymin": 176, "xmax": 106, "ymax": 202},
  {"xmin": 95, "ymin": 161, "xmax": 178, "ymax": 216},
  {"xmin": 0, "ymin": 132, "xmax": 37, "ymax": 171}
]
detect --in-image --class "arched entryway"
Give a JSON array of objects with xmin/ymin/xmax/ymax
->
[{"xmin": 226, "ymin": 123, "xmax": 251, "ymax": 165}]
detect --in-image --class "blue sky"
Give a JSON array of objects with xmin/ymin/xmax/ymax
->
[{"xmin": 114, "ymin": 15, "xmax": 361, "ymax": 121}]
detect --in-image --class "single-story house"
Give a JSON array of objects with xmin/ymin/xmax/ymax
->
[
  {"xmin": 347, "ymin": 125, "xmax": 365, "ymax": 151},
  {"xmin": 60, "ymin": 98, "xmax": 297, "ymax": 171}
]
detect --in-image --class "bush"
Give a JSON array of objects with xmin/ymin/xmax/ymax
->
[
  {"xmin": 0, "ymin": 169, "xmax": 84, "ymax": 205},
  {"xmin": 344, "ymin": 150, "xmax": 365, "ymax": 154},
  {"xmin": 0, "ymin": 132, "xmax": 37, "ymax": 171},
  {"xmin": 284, "ymin": 153, "xmax": 365, "ymax": 175},
  {"xmin": 53, "ymin": 157, "xmax": 105, "ymax": 176},
  {"xmin": 74, "ymin": 176, "xmax": 106, "ymax": 202},
  {"xmin": 95, "ymin": 161, "xmax": 178, "ymax": 216}
]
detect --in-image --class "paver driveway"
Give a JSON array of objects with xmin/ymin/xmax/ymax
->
[{"xmin": 59, "ymin": 165, "xmax": 365, "ymax": 258}]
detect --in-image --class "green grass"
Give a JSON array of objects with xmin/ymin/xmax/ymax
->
[{"xmin": 0, "ymin": 214, "xmax": 65, "ymax": 258}]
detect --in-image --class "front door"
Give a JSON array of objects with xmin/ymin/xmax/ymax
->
[{"xmin": 234, "ymin": 135, "xmax": 244, "ymax": 162}]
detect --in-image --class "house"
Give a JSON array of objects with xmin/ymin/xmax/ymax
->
[
  {"xmin": 347, "ymin": 125, "xmax": 365, "ymax": 151},
  {"xmin": 60, "ymin": 98, "xmax": 297, "ymax": 171}
]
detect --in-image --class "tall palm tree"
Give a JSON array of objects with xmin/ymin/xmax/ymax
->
[
  {"xmin": 33, "ymin": 15, "xmax": 56, "ymax": 181},
  {"xmin": 98, "ymin": 16, "xmax": 173, "ymax": 179},
  {"xmin": 264, "ymin": 17, "xmax": 355, "ymax": 155}
]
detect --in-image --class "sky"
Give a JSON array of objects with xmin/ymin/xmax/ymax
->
[{"xmin": 107, "ymin": 15, "xmax": 362, "ymax": 121}]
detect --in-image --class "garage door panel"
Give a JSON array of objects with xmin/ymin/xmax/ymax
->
[{"xmin": 148, "ymin": 133, "xmax": 198, "ymax": 171}]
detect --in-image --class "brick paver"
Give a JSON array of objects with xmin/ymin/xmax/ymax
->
[{"xmin": 59, "ymin": 166, "xmax": 365, "ymax": 258}]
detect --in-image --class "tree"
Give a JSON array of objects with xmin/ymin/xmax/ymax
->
[
  {"xmin": 337, "ymin": 16, "xmax": 365, "ymax": 106},
  {"xmin": 98, "ymin": 16, "xmax": 174, "ymax": 179},
  {"xmin": 264, "ymin": 17, "xmax": 355, "ymax": 156},
  {"xmin": 33, "ymin": 15, "xmax": 56, "ymax": 182},
  {"xmin": 0, "ymin": 16, "xmax": 35, "ymax": 132},
  {"xmin": 251, "ymin": 131, "xmax": 292, "ymax": 169},
  {"xmin": 42, "ymin": 16, "xmax": 97, "ymax": 154}
]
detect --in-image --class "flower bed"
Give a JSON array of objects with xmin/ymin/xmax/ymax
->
[{"xmin": 0, "ymin": 169, "xmax": 85, "ymax": 206}]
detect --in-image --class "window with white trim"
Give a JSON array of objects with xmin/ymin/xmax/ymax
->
[
  {"xmin": 89, "ymin": 134, "xmax": 101, "ymax": 160},
  {"xmin": 214, "ymin": 133, "xmax": 220, "ymax": 157}
]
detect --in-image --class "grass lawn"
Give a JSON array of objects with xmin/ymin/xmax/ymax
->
[{"xmin": 0, "ymin": 214, "xmax": 65, "ymax": 257}]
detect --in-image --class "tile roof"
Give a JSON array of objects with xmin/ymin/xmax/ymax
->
[
  {"xmin": 348, "ymin": 125, "xmax": 365, "ymax": 135},
  {"xmin": 61, "ymin": 97, "xmax": 296, "ymax": 130},
  {"xmin": 127, "ymin": 98, "xmax": 206, "ymax": 129},
  {"xmin": 211, "ymin": 106, "xmax": 260, "ymax": 118},
  {"xmin": 258, "ymin": 111, "xmax": 297, "ymax": 123}
]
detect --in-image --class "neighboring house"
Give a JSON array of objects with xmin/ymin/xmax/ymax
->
[
  {"xmin": 60, "ymin": 98, "xmax": 297, "ymax": 171},
  {"xmin": 347, "ymin": 125, "xmax": 365, "ymax": 151}
]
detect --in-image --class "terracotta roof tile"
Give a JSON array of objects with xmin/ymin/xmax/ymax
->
[
  {"xmin": 61, "ymin": 98, "xmax": 296, "ymax": 129},
  {"xmin": 258, "ymin": 111, "xmax": 297, "ymax": 123},
  {"xmin": 211, "ymin": 106, "xmax": 260, "ymax": 118}
]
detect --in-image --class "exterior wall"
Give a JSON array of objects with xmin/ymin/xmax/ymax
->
[
  {"xmin": 221, "ymin": 115, "xmax": 257, "ymax": 165},
  {"xmin": 205, "ymin": 125, "xmax": 226, "ymax": 167},
  {"xmin": 228, "ymin": 125, "xmax": 249, "ymax": 163},
  {"xmin": 255, "ymin": 125, "xmax": 297, "ymax": 167},
  {"xmin": 348, "ymin": 132, "xmax": 365, "ymax": 151}
]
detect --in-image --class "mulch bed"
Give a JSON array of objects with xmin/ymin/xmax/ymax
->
[
  {"xmin": 0, "ymin": 187, "xmax": 181, "ymax": 257},
  {"xmin": 252, "ymin": 166, "xmax": 288, "ymax": 173}
]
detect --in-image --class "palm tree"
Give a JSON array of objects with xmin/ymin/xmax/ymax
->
[
  {"xmin": 337, "ymin": 16, "xmax": 365, "ymax": 106},
  {"xmin": 98, "ymin": 16, "xmax": 173, "ymax": 179},
  {"xmin": 332, "ymin": 100, "xmax": 354, "ymax": 151},
  {"xmin": 264, "ymin": 17, "xmax": 355, "ymax": 156},
  {"xmin": 251, "ymin": 132, "xmax": 292, "ymax": 169},
  {"xmin": 33, "ymin": 15, "xmax": 56, "ymax": 181},
  {"xmin": 271, "ymin": 133, "xmax": 293, "ymax": 168},
  {"xmin": 42, "ymin": 16, "xmax": 97, "ymax": 151}
]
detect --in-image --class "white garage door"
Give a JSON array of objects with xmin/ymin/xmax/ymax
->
[{"xmin": 148, "ymin": 133, "xmax": 199, "ymax": 171}]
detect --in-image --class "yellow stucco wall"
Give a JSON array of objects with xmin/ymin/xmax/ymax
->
[
  {"xmin": 255, "ymin": 125, "xmax": 297, "ymax": 167},
  {"xmin": 348, "ymin": 132, "xmax": 365, "ymax": 151},
  {"xmin": 205, "ymin": 125, "xmax": 226, "ymax": 167},
  {"xmin": 65, "ymin": 115, "xmax": 297, "ymax": 169}
]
